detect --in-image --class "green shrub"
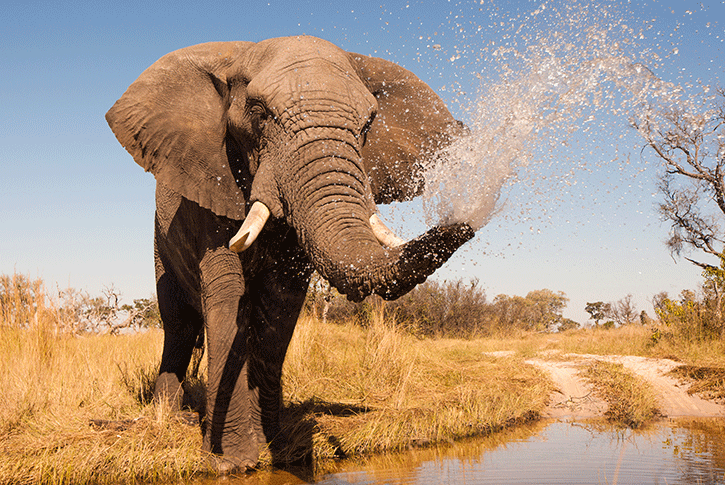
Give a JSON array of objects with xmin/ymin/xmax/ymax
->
[{"xmin": 654, "ymin": 289, "xmax": 725, "ymax": 342}]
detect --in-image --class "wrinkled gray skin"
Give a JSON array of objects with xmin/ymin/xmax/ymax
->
[{"xmin": 106, "ymin": 36, "xmax": 474, "ymax": 473}]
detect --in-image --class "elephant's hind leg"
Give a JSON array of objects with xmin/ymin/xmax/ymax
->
[{"xmin": 155, "ymin": 266, "xmax": 204, "ymax": 411}]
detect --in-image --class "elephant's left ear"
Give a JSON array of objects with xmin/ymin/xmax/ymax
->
[
  {"xmin": 106, "ymin": 42, "xmax": 254, "ymax": 220},
  {"xmin": 349, "ymin": 53, "xmax": 465, "ymax": 204}
]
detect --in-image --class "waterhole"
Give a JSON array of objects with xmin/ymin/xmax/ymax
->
[
  {"xmin": 202, "ymin": 418, "xmax": 725, "ymax": 484},
  {"xmin": 313, "ymin": 419, "xmax": 725, "ymax": 485}
]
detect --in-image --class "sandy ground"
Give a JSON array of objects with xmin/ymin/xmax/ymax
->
[{"xmin": 487, "ymin": 351, "xmax": 725, "ymax": 419}]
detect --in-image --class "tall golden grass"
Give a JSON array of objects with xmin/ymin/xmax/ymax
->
[
  {"xmin": 0, "ymin": 273, "xmax": 552, "ymax": 483},
  {"xmin": 282, "ymin": 309, "xmax": 552, "ymax": 464},
  {"xmin": 3, "ymin": 271, "xmax": 723, "ymax": 483},
  {"xmin": 0, "ymin": 326, "xmax": 207, "ymax": 484}
]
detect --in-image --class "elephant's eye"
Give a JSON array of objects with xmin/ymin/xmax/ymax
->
[
  {"xmin": 248, "ymin": 103, "xmax": 272, "ymax": 139},
  {"xmin": 360, "ymin": 113, "xmax": 376, "ymax": 145},
  {"xmin": 249, "ymin": 103, "xmax": 268, "ymax": 121}
]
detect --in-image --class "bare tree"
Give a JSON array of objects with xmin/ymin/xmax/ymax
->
[
  {"xmin": 634, "ymin": 88, "xmax": 725, "ymax": 331},
  {"xmin": 609, "ymin": 294, "xmax": 638, "ymax": 326},
  {"xmin": 57, "ymin": 285, "xmax": 160, "ymax": 335},
  {"xmin": 633, "ymin": 88, "xmax": 725, "ymax": 269}
]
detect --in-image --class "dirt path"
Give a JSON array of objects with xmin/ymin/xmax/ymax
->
[
  {"xmin": 516, "ymin": 353, "xmax": 725, "ymax": 419},
  {"xmin": 525, "ymin": 358, "xmax": 607, "ymax": 418}
]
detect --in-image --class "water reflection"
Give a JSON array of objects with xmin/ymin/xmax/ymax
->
[{"xmin": 195, "ymin": 419, "xmax": 725, "ymax": 484}]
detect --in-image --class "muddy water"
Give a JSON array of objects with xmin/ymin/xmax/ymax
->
[{"xmin": 201, "ymin": 418, "xmax": 725, "ymax": 484}]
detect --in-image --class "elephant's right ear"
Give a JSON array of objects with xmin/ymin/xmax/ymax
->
[
  {"xmin": 349, "ymin": 53, "xmax": 465, "ymax": 205},
  {"xmin": 106, "ymin": 42, "xmax": 254, "ymax": 220}
]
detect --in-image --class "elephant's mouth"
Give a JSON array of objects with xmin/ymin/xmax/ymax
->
[{"xmin": 230, "ymin": 201, "xmax": 474, "ymax": 302}]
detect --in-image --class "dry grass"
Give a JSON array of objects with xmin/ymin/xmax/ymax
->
[
  {"xmin": 477, "ymin": 325, "xmax": 725, "ymax": 368},
  {"xmin": 13, "ymin": 270, "xmax": 725, "ymax": 480},
  {"xmin": 281, "ymin": 311, "xmax": 552, "ymax": 467},
  {"xmin": 0, "ymin": 273, "xmax": 209, "ymax": 483},
  {"xmin": 432, "ymin": 326, "xmax": 654, "ymax": 361},
  {"xmin": 668, "ymin": 365, "xmax": 725, "ymax": 403},
  {"xmin": 0, "ymin": 273, "xmax": 552, "ymax": 483},
  {"xmin": 546, "ymin": 325, "xmax": 656, "ymax": 356},
  {"xmin": 647, "ymin": 333, "xmax": 725, "ymax": 366},
  {"xmin": 0, "ymin": 327, "xmax": 209, "ymax": 484},
  {"xmin": 579, "ymin": 360, "xmax": 660, "ymax": 428}
]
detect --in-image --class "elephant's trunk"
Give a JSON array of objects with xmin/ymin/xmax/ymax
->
[
  {"xmin": 284, "ymin": 129, "xmax": 472, "ymax": 302},
  {"xmin": 308, "ymin": 214, "xmax": 474, "ymax": 302}
]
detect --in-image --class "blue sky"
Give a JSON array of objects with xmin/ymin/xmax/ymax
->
[{"xmin": 1, "ymin": 0, "xmax": 724, "ymax": 323}]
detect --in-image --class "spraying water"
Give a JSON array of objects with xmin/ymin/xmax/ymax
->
[{"xmin": 419, "ymin": 1, "xmax": 686, "ymax": 231}]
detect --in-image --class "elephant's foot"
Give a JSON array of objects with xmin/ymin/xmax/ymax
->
[
  {"xmin": 206, "ymin": 453, "xmax": 257, "ymax": 475},
  {"xmin": 202, "ymin": 428, "xmax": 261, "ymax": 475},
  {"xmin": 154, "ymin": 372, "xmax": 184, "ymax": 411}
]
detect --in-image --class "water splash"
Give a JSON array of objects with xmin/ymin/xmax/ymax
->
[{"xmin": 420, "ymin": 2, "xmax": 684, "ymax": 231}]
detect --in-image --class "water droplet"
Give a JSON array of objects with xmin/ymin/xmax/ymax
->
[{"xmin": 419, "ymin": 2, "xmax": 683, "ymax": 238}]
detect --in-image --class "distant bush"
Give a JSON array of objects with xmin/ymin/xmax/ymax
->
[
  {"xmin": 491, "ymin": 289, "xmax": 569, "ymax": 334},
  {"xmin": 650, "ymin": 253, "xmax": 725, "ymax": 342},
  {"xmin": 0, "ymin": 272, "xmax": 160, "ymax": 335},
  {"xmin": 304, "ymin": 274, "xmax": 573, "ymax": 338},
  {"xmin": 387, "ymin": 279, "xmax": 490, "ymax": 338},
  {"xmin": 654, "ymin": 288, "xmax": 725, "ymax": 342}
]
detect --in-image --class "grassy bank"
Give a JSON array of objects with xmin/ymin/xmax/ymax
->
[
  {"xmin": 282, "ymin": 313, "xmax": 552, "ymax": 462},
  {"xmin": 0, "ymin": 311, "xmax": 551, "ymax": 483},
  {"xmin": 580, "ymin": 360, "xmax": 660, "ymax": 427}
]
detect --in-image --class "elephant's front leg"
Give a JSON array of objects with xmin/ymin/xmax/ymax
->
[
  {"xmin": 247, "ymin": 241, "xmax": 312, "ymax": 459},
  {"xmin": 198, "ymin": 247, "xmax": 257, "ymax": 472}
]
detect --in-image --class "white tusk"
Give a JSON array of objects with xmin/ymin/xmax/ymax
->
[
  {"xmin": 370, "ymin": 213, "xmax": 406, "ymax": 248},
  {"xmin": 229, "ymin": 202, "xmax": 271, "ymax": 252}
]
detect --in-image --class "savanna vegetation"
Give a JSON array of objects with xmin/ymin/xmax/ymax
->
[
  {"xmin": 0, "ymin": 272, "xmax": 554, "ymax": 484},
  {"xmin": 305, "ymin": 275, "xmax": 575, "ymax": 337},
  {"xmin": 2, "ymin": 263, "xmax": 725, "ymax": 483}
]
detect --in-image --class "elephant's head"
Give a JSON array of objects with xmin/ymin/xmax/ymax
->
[{"xmin": 106, "ymin": 36, "xmax": 473, "ymax": 301}]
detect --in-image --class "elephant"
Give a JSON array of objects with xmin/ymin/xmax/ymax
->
[{"xmin": 106, "ymin": 35, "xmax": 474, "ymax": 472}]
